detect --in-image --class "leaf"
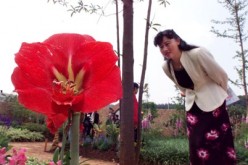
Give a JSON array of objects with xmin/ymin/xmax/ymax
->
[
  {"xmin": 53, "ymin": 147, "xmax": 60, "ymax": 163},
  {"xmin": 153, "ymin": 23, "xmax": 161, "ymax": 26},
  {"xmin": 63, "ymin": 151, "xmax": 71, "ymax": 165}
]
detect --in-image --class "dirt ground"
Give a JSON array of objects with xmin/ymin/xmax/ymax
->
[
  {"xmin": 7, "ymin": 109, "xmax": 174, "ymax": 165},
  {"xmin": 9, "ymin": 142, "xmax": 118, "ymax": 165}
]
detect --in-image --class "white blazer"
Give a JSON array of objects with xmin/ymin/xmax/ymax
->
[{"xmin": 162, "ymin": 47, "xmax": 228, "ymax": 112}]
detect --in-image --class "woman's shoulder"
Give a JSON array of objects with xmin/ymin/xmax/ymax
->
[
  {"xmin": 162, "ymin": 61, "xmax": 169, "ymax": 71},
  {"xmin": 162, "ymin": 61, "xmax": 172, "ymax": 74},
  {"xmin": 187, "ymin": 47, "xmax": 209, "ymax": 55},
  {"xmin": 184, "ymin": 47, "xmax": 213, "ymax": 60}
]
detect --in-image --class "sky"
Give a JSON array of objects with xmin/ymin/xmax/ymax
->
[{"xmin": 0, "ymin": 0, "xmax": 246, "ymax": 104}]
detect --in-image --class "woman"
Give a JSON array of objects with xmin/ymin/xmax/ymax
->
[{"xmin": 154, "ymin": 29, "xmax": 236, "ymax": 165}]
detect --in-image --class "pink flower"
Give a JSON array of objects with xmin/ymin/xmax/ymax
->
[
  {"xmin": 8, "ymin": 148, "xmax": 27, "ymax": 165},
  {"xmin": 49, "ymin": 160, "xmax": 62, "ymax": 165},
  {"xmin": 176, "ymin": 118, "xmax": 182, "ymax": 129},
  {"xmin": 226, "ymin": 147, "xmax": 236, "ymax": 160},
  {"xmin": 197, "ymin": 148, "xmax": 209, "ymax": 160},
  {"xmin": 0, "ymin": 147, "xmax": 6, "ymax": 155},
  {"xmin": 142, "ymin": 117, "xmax": 150, "ymax": 129},
  {"xmin": 187, "ymin": 113, "xmax": 198, "ymax": 125},
  {"xmin": 205, "ymin": 129, "xmax": 219, "ymax": 140},
  {"xmin": 0, "ymin": 147, "xmax": 6, "ymax": 164}
]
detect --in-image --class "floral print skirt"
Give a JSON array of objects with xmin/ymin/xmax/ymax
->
[{"xmin": 186, "ymin": 101, "xmax": 236, "ymax": 165}]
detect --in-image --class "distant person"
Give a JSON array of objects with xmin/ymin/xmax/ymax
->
[
  {"xmin": 93, "ymin": 111, "xmax": 100, "ymax": 125},
  {"xmin": 114, "ymin": 114, "xmax": 120, "ymax": 128},
  {"xmin": 92, "ymin": 111, "xmax": 102, "ymax": 137},
  {"xmin": 133, "ymin": 82, "xmax": 139, "ymax": 143},
  {"xmin": 154, "ymin": 29, "xmax": 236, "ymax": 165},
  {"xmin": 106, "ymin": 113, "xmax": 113, "ymax": 125},
  {"xmin": 83, "ymin": 113, "xmax": 93, "ymax": 138}
]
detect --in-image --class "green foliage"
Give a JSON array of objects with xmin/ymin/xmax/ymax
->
[
  {"xmin": 140, "ymin": 127, "xmax": 248, "ymax": 164},
  {"xmin": 228, "ymin": 104, "xmax": 246, "ymax": 125},
  {"xmin": 82, "ymin": 136, "xmax": 92, "ymax": 148},
  {"xmin": 158, "ymin": 0, "xmax": 170, "ymax": 7},
  {"xmin": 211, "ymin": 0, "xmax": 248, "ymax": 91},
  {"xmin": 5, "ymin": 127, "xmax": 44, "ymax": 142},
  {"xmin": 62, "ymin": 151, "xmax": 71, "ymax": 165},
  {"xmin": 19, "ymin": 122, "xmax": 49, "ymax": 133},
  {"xmin": 53, "ymin": 147, "xmax": 60, "ymax": 163},
  {"xmin": 18, "ymin": 122, "xmax": 54, "ymax": 140},
  {"xmin": 140, "ymin": 137, "xmax": 189, "ymax": 165},
  {"xmin": 5, "ymin": 95, "xmax": 45, "ymax": 125},
  {"xmin": 235, "ymin": 122, "xmax": 248, "ymax": 139},
  {"xmin": 235, "ymin": 141, "xmax": 248, "ymax": 165},
  {"xmin": 0, "ymin": 126, "xmax": 10, "ymax": 148},
  {"xmin": 164, "ymin": 111, "xmax": 187, "ymax": 137},
  {"xmin": 47, "ymin": 0, "xmax": 104, "ymax": 17},
  {"xmin": 105, "ymin": 123, "xmax": 119, "ymax": 145},
  {"xmin": 26, "ymin": 157, "xmax": 47, "ymax": 165},
  {"xmin": 51, "ymin": 147, "xmax": 71, "ymax": 165},
  {"xmin": 142, "ymin": 102, "xmax": 158, "ymax": 119},
  {"xmin": 142, "ymin": 128, "xmax": 164, "ymax": 141},
  {"xmin": 92, "ymin": 135, "xmax": 112, "ymax": 151}
]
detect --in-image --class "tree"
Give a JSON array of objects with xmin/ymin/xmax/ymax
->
[
  {"xmin": 135, "ymin": 0, "xmax": 152, "ymax": 162},
  {"xmin": 5, "ymin": 95, "xmax": 45, "ymax": 124},
  {"xmin": 211, "ymin": 0, "xmax": 248, "ymax": 116},
  {"xmin": 119, "ymin": 0, "xmax": 135, "ymax": 164},
  {"xmin": 136, "ymin": 0, "xmax": 169, "ymax": 163}
]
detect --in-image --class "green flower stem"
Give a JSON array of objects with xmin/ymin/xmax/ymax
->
[
  {"xmin": 60, "ymin": 122, "xmax": 68, "ymax": 160},
  {"xmin": 70, "ymin": 112, "xmax": 80, "ymax": 165}
]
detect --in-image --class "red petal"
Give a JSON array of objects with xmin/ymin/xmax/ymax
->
[
  {"xmin": 14, "ymin": 43, "xmax": 54, "ymax": 89},
  {"xmin": 46, "ymin": 104, "xmax": 69, "ymax": 133},
  {"xmin": 44, "ymin": 33, "xmax": 95, "ymax": 78},
  {"xmin": 74, "ymin": 42, "xmax": 119, "ymax": 88},
  {"xmin": 73, "ymin": 66, "xmax": 122, "ymax": 112},
  {"xmin": 11, "ymin": 68, "xmax": 53, "ymax": 115}
]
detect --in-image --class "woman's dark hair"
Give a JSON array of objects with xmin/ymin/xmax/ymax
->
[
  {"xmin": 133, "ymin": 82, "xmax": 139, "ymax": 89},
  {"xmin": 154, "ymin": 29, "xmax": 198, "ymax": 51}
]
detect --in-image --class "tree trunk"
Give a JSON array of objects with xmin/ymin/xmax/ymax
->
[
  {"xmin": 120, "ymin": 0, "xmax": 135, "ymax": 164},
  {"xmin": 115, "ymin": 0, "xmax": 121, "ymax": 68},
  {"xmin": 136, "ymin": 0, "xmax": 152, "ymax": 163}
]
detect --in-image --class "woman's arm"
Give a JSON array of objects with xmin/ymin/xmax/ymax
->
[{"xmin": 196, "ymin": 47, "xmax": 228, "ymax": 91}]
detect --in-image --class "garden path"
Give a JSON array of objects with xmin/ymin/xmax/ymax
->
[{"xmin": 9, "ymin": 142, "xmax": 117, "ymax": 165}]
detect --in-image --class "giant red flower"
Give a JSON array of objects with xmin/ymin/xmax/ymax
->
[{"xmin": 11, "ymin": 33, "xmax": 122, "ymax": 133}]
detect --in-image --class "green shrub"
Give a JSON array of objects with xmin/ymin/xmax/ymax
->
[
  {"xmin": 6, "ymin": 127, "xmax": 44, "ymax": 142},
  {"xmin": 235, "ymin": 123, "xmax": 248, "ymax": 139},
  {"xmin": 105, "ymin": 123, "xmax": 119, "ymax": 146},
  {"xmin": 19, "ymin": 123, "xmax": 48, "ymax": 133},
  {"xmin": 26, "ymin": 157, "xmax": 47, "ymax": 165},
  {"xmin": 236, "ymin": 144, "xmax": 248, "ymax": 165},
  {"xmin": 140, "ymin": 134, "xmax": 248, "ymax": 165},
  {"xmin": 142, "ymin": 128, "xmax": 164, "ymax": 146},
  {"xmin": 82, "ymin": 136, "xmax": 92, "ymax": 148},
  {"xmin": 0, "ymin": 126, "xmax": 10, "ymax": 148},
  {"xmin": 92, "ymin": 135, "xmax": 112, "ymax": 151},
  {"xmin": 140, "ymin": 137, "xmax": 189, "ymax": 165}
]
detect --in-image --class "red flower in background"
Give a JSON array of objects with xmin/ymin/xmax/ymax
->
[{"xmin": 11, "ymin": 33, "xmax": 122, "ymax": 133}]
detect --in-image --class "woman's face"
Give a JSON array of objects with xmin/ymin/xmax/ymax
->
[{"xmin": 159, "ymin": 36, "xmax": 180, "ymax": 60}]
